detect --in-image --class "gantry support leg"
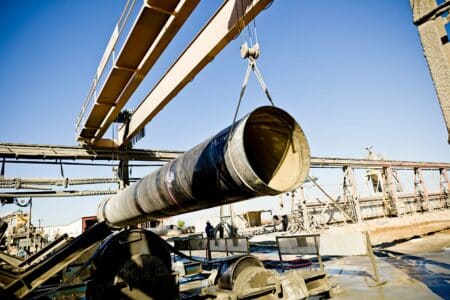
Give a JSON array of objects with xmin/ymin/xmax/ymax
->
[
  {"xmin": 414, "ymin": 168, "xmax": 430, "ymax": 211},
  {"xmin": 382, "ymin": 167, "xmax": 404, "ymax": 216},
  {"xmin": 298, "ymin": 187, "xmax": 310, "ymax": 230},
  {"xmin": 117, "ymin": 159, "xmax": 130, "ymax": 189},
  {"xmin": 440, "ymin": 168, "xmax": 450, "ymax": 207},
  {"xmin": 343, "ymin": 166, "xmax": 363, "ymax": 223}
]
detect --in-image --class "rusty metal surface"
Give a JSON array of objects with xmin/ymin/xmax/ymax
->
[
  {"xmin": 310, "ymin": 157, "xmax": 450, "ymax": 170},
  {"xmin": 411, "ymin": 0, "xmax": 450, "ymax": 142},
  {"xmin": 0, "ymin": 142, "xmax": 182, "ymax": 161}
]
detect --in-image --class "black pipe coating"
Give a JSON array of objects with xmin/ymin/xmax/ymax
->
[{"xmin": 98, "ymin": 106, "xmax": 310, "ymax": 227}]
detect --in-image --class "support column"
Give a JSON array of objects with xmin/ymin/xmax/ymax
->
[
  {"xmin": 1, "ymin": 157, "xmax": 5, "ymax": 177},
  {"xmin": 343, "ymin": 166, "xmax": 363, "ymax": 223},
  {"xmin": 220, "ymin": 205, "xmax": 237, "ymax": 237},
  {"xmin": 440, "ymin": 168, "xmax": 450, "ymax": 207},
  {"xmin": 290, "ymin": 190, "xmax": 296, "ymax": 213},
  {"xmin": 414, "ymin": 168, "xmax": 430, "ymax": 211},
  {"xmin": 27, "ymin": 199, "xmax": 32, "ymax": 255},
  {"xmin": 298, "ymin": 187, "xmax": 310, "ymax": 230},
  {"xmin": 382, "ymin": 167, "xmax": 404, "ymax": 216},
  {"xmin": 117, "ymin": 160, "xmax": 130, "ymax": 189}
]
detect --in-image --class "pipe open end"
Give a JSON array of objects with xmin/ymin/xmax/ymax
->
[{"xmin": 243, "ymin": 106, "xmax": 310, "ymax": 192}]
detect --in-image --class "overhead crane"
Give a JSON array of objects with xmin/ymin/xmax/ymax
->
[
  {"xmin": 74, "ymin": 0, "xmax": 450, "ymax": 148},
  {"xmin": 76, "ymin": 0, "xmax": 271, "ymax": 147},
  {"xmin": 76, "ymin": 0, "xmax": 200, "ymax": 146}
]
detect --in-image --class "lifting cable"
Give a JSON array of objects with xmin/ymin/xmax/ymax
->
[{"xmin": 228, "ymin": 7, "xmax": 276, "ymax": 142}]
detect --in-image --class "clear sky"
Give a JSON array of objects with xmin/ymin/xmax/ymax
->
[{"xmin": 0, "ymin": 1, "xmax": 448, "ymax": 226}]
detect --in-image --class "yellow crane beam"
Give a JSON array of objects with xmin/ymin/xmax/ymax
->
[
  {"xmin": 117, "ymin": 0, "xmax": 272, "ymax": 146},
  {"xmin": 77, "ymin": 0, "xmax": 199, "ymax": 144}
]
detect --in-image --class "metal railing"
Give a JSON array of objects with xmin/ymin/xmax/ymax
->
[{"xmin": 75, "ymin": 0, "xmax": 138, "ymax": 136}]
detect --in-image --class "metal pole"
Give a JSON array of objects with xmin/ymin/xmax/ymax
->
[
  {"xmin": 118, "ymin": 160, "xmax": 130, "ymax": 189},
  {"xmin": 365, "ymin": 232, "xmax": 382, "ymax": 285},
  {"xmin": 291, "ymin": 190, "xmax": 295, "ymax": 213},
  {"xmin": 1, "ymin": 157, "xmax": 5, "ymax": 177},
  {"xmin": 299, "ymin": 187, "xmax": 310, "ymax": 230},
  {"xmin": 229, "ymin": 205, "xmax": 235, "ymax": 238},
  {"xmin": 27, "ymin": 198, "xmax": 32, "ymax": 255}
]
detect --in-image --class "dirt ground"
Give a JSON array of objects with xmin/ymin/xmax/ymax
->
[
  {"xmin": 325, "ymin": 209, "xmax": 450, "ymax": 246},
  {"xmin": 385, "ymin": 228, "xmax": 450, "ymax": 254}
]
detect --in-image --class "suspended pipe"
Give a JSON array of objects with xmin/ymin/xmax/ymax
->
[{"xmin": 98, "ymin": 106, "xmax": 310, "ymax": 227}]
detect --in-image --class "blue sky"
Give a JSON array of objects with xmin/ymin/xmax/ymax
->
[{"xmin": 0, "ymin": 1, "xmax": 448, "ymax": 226}]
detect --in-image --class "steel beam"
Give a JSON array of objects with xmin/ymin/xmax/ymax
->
[
  {"xmin": 0, "ymin": 177, "xmax": 122, "ymax": 187},
  {"xmin": 0, "ymin": 190, "xmax": 117, "ymax": 198},
  {"xmin": 77, "ymin": 0, "xmax": 200, "ymax": 142},
  {"xmin": 0, "ymin": 144, "xmax": 449, "ymax": 170},
  {"xmin": 342, "ymin": 166, "xmax": 362, "ymax": 223},
  {"xmin": 0, "ymin": 143, "xmax": 181, "ymax": 161},
  {"xmin": 117, "ymin": 0, "xmax": 272, "ymax": 146},
  {"xmin": 310, "ymin": 157, "xmax": 450, "ymax": 169},
  {"xmin": 381, "ymin": 167, "xmax": 404, "ymax": 216},
  {"xmin": 414, "ymin": 168, "xmax": 430, "ymax": 211}
]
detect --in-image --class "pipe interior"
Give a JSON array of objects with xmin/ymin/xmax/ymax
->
[{"xmin": 243, "ymin": 108, "xmax": 308, "ymax": 191}]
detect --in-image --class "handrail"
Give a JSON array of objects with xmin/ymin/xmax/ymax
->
[{"xmin": 75, "ymin": 0, "xmax": 137, "ymax": 135}]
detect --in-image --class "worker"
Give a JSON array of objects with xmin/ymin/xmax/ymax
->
[
  {"xmin": 277, "ymin": 196, "xmax": 290, "ymax": 231},
  {"xmin": 205, "ymin": 221, "xmax": 215, "ymax": 239},
  {"xmin": 215, "ymin": 222, "xmax": 224, "ymax": 238},
  {"xmin": 281, "ymin": 214, "xmax": 289, "ymax": 232}
]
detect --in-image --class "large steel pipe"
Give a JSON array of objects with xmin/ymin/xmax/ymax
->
[{"xmin": 97, "ymin": 106, "xmax": 310, "ymax": 227}]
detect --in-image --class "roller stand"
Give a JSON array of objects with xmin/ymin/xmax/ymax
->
[{"xmin": 86, "ymin": 229, "xmax": 177, "ymax": 300}]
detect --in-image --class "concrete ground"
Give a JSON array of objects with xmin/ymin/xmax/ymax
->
[
  {"xmin": 326, "ymin": 255, "xmax": 446, "ymax": 299},
  {"xmin": 323, "ymin": 229, "xmax": 450, "ymax": 299},
  {"xmin": 385, "ymin": 229, "xmax": 450, "ymax": 254},
  {"xmin": 250, "ymin": 229, "xmax": 450, "ymax": 299},
  {"xmin": 181, "ymin": 212, "xmax": 450, "ymax": 299}
]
